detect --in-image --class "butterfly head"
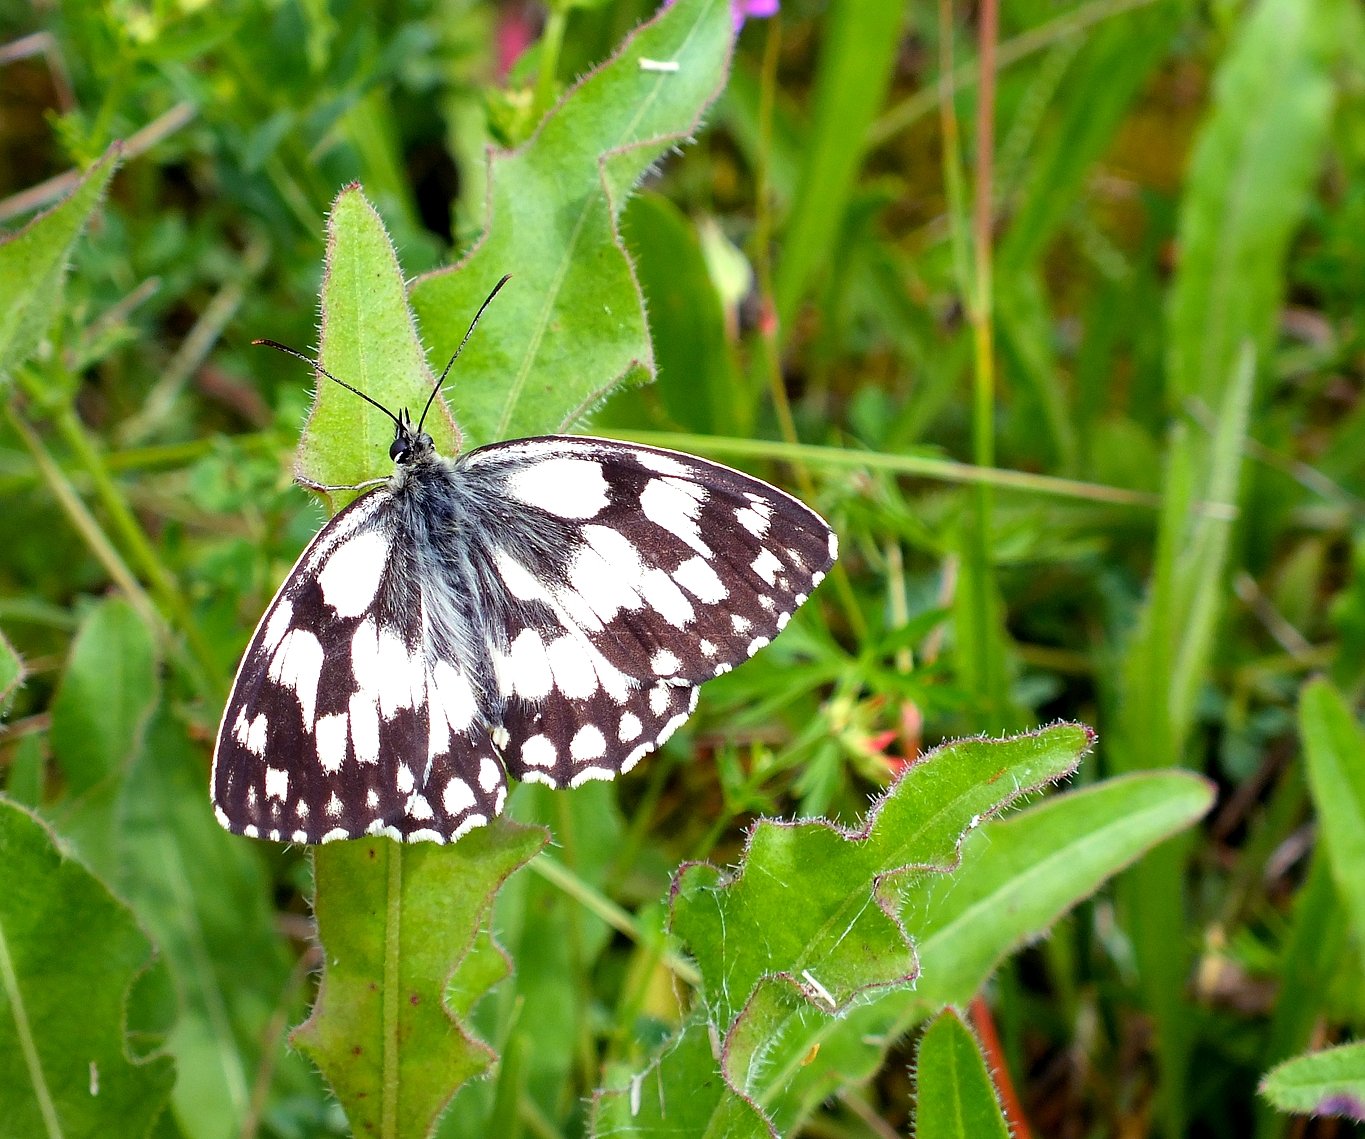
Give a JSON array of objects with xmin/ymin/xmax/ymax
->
[{"xmin": 390, "ymin": 408, "xmax": 435, "ymax": 466}]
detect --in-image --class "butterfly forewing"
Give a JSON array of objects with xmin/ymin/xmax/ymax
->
[
  {"xmin": 212, "ymin": 490, "xmax": 507, "ymax": 843},
  {"xmin": 213, "ymin": 433, "xmax": 836, "ymax": 844}
]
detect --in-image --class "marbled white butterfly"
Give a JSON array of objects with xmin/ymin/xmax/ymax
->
[{"xmin": 212, "ymin": 292, "xmax": 837, "ymax": 844}]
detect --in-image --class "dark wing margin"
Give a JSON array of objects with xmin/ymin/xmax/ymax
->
[{"xmin": 211, "ymin": 488, "xmax": 507, "ymax": 844}]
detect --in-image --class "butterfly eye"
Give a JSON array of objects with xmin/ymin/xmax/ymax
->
[{"xmin": 389, "ymin": 437, "xmax": 409, "ymax": 462}]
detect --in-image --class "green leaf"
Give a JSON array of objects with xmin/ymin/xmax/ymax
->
[
  {"xmin": 596, "ymin": 725, "xmax": 1092, "ymax": 1134},
  {"xmin": 1166, "ymin": 0, "xmax": 1345, "ymax": 406},
  {"xmin": 0, "ymin": 798, "xmax": 175, "ymax": 1136},
  {"xmin": 1299, "ymin": 678, "xmax": 1365, "ymax": 976},
  {"xmin": 0, "ymin": 629, "xmax": 24, "ymax": 719},
  {"xmin": 0, "ymin": 143, "xmax": 121, "ymax": 384},
  {"xmin": 1106, "ymin": 343, "xmax": 1254, "ymax": 1137},
  {"xmin": 293, "ymin": 819, "xmax": 546, "ymax": 1139},
  {"xmin": 48, "ymin": 598, "xmax": 159, "ymax": 860},
  {"xmin": 49, "ymin": 599, "xmax": 158, "ymax": 799},
  {"xmin": 774, "ymin": 0, "xmax": 904, "ymax": 328},
  {"xmin": 913, "ymin": 1010, "xmax": 1011, "ymax": 1139},
  {"xmin": 672, "ymin": 724, "xmax": 1093, "ymax": 1030},
  {"xmin": 592, "ymin": 1016, "xmax": 775, "ymax": 1139},
  {"xmin": 1259, "ymin": 1040, "xmax": 1365, "ymax": 1122},
  {"xmin": 910, "ymin": 770, "xmax": 1215, "ymax": 1007},
  {"xmin": 621, "ymin": 192, "xmax": 740, "ymax": 436},
  {"xmin": 119, "ymin": 709, "xmax": 311, "ymax": 1139},
  {"xmin": 409, "ymin": 0, "xmax": 734, "ymax": 446},
  {"xmin": 738, "ymin": 769, "xmax": 1210, "ymax": 1136},
  {"xmin": 296, "ymin": 185, "xmax": 459, "ymax": 499}
]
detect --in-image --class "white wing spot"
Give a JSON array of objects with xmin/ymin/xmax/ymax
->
[
  {"xmin": 443, "ymin": 778, "xmax": 476, "ymax": 816},
  {"xmin": 651, "ymin": 649, "xmax": 682, "ymax": 676},
  {"xmin": 325, "ymin": 792, "xmax": 344, "ymax": 818},
  {"xmin": 731, "ymin": 613, "xmax": 751, "ymax": 634},
  {"xmin": 240, "ymin": 712, "xmax": 268, "ymax": 756},
  {"xmin": 570, "ymin": 724, "xmax": 607, "ymax": 761},
  {"xmin": 620, "ymin": 741, "xmax": 653, "ymax": 774},
  {"xmin": 658, "ymin": 712, "xmax": 690, "ymax": 747},
  {"xmin": 407, "ymin": 794, "xmax": 435, "ymax": 820},
  {"xmin": 747, "ymin": 636, "xmax": 771, "ymax": 656},
  {"xmin": 506, "ymin": 458, "xmax": 610, "ymax": 518},
  {"xmin": 634, "ymin": 450, "xmax": 691, "ymax": 477},
  {"xmin": 376, "ymin": 626, "xmax": 417, "ymax": 718},
  {"xmin": 263, "ymin": 599, "xmax": 294, "ymax": 653},
  {"xmin": 479, "ymin": 757, "xmax": 502, "ymax": 792},
  {"xmin": 673, "ymin": 556, "xmax": 727, "ymax": 603},
  {"xmin": 448, "ymin": 814, "xmax": 487, "ymax": 841},
  {"xmin": 397, "ymin": 763, "xmax": 415, "ymax": 794},
  {"xmin": 649, "ymin": 685, "xmax": 670, "ymax": 715},
  {"xmin": 735, "ymin": 505, "xmax": 771, "ymax": 537},
  {"xmin": 521, "ymin": 734, "xmax": 557, "ymax": 768},
  {"xmin": 264, "ymin": 767, "xmax": 289, "ymax": 801},
  {"xmin": 640, "ymin": 478, "xmax": 711, "ymax": 556},
  {"xmin": 639, "ymin": 567, "xmax": 695, "ymax": 627},
  {"xmin": 507, "ymin": 628, "xmax": 554, "ymax": 700},
  {"xmin": 349, "ymin": 692, "xmax": 380, "ymax": 764},
  {"xmin": 317, "ymin": 529, "xmax": 388, "ymax": 618},
  {"xmin": 619, "ymin": 712, "xmax": 643, "ymax": 742},
  {"xmin": 751, "ymin": 549, "xmax": 783, "ymax": 586},
  {"xmin": 316, "ymin": 713, "xmax": 348, "ymax": 773},
  {"xmin": 546, "ymin": 635, "xmax": 600, "ymax": 699},
  {"xmin": 268, "ymin": 628, "xmax": 324, "ymax": 726}
]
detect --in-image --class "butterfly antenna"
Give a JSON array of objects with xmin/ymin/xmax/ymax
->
[
  {"xmin": 416, "ymin": 273, "xmax": 513, "ymax": 434},
  {"xmin": 252, "ymin": 339, "xmax": 403, "ymax": 429}
]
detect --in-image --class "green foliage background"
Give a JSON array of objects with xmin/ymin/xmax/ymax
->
[{"xmin": 1, "ymin": 0, "xmax": 1364, "ymax": 1136}]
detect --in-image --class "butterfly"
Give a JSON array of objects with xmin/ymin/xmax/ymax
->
[{"xmin": 212, "ymin": 289, "xmax": 837, "ymax": 845}]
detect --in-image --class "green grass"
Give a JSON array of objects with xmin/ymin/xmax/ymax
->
[{"xmin": 2, "ymin": 0, "xmax": 1364, "ymax": 1136}]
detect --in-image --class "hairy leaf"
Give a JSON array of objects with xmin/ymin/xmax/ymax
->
[
  {"xmin": 295, "ymin": 185, "xmax": 460, "ymax": 500},
  {"xmin": 409, "ymin": 0, "xmax": 734, "ymax": 446},
  {"xmin": 1300, "ymin": 678, "xmax": 1365, "ymax": 976},
  {"xmin": 913, "ymin": 1010, "xmax": 1011, "ymax": 1139},
  {"xmin": 1259, "ymin": 1040, "xmax": 1365, "ymax": 1123},
  {"xmin": 0, "ymin": 144, "xmax": 120, "ymax": 383},
  {"xmin": 294, "ymin": 820, "xmax": 546, "ymax": 1138},
  {"xmin": 595, "ymin": 725, "xmax": 1093, "ymax": 1135},
  {"xmin": 0, "ymin": 799, "xmax": 175, "ymax": 1136}
]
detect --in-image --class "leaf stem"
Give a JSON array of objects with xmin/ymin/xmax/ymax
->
[
  {"xmin": 5, "ymin": 405, "xmax": 163, "ymax": 634},
  {"xmin": 0, "ymin": 901, "xmax": 61, "ymax": 1139},
  {"xmin": 622, "ymin": 430, "xmax": 1186, "ymax": 510},
  {"xmin": 382, "ymin": 845, "xmax": 403, "ymax": 1139},
  {"xmin": 48, "ymin": 401, "xmax": 220, "ymax": 695},
  {"xmin": 533, "ymin": 5, "xmax": 569, "ymax": 123}
]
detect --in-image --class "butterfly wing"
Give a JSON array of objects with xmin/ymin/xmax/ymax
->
[
  {"xmin": 455, "ymin": 436, "xmax": 837, "ymax": 791},
  {"xmin": 211, "ymin": 487, "xmax": 507, "ymax": 843},
  {"xmin": 213, "ymin": 433, "xmax": 835, "ymax": 844}
]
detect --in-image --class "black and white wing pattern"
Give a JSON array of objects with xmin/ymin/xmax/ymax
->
[{"xmin": 212, "ymin": 429, "xmax": 836, "ymax": 844}]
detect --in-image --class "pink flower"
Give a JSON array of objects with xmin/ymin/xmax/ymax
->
[{"xmin": 733, "ymin": 0, "xmax": 779, "ymax": 25}]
